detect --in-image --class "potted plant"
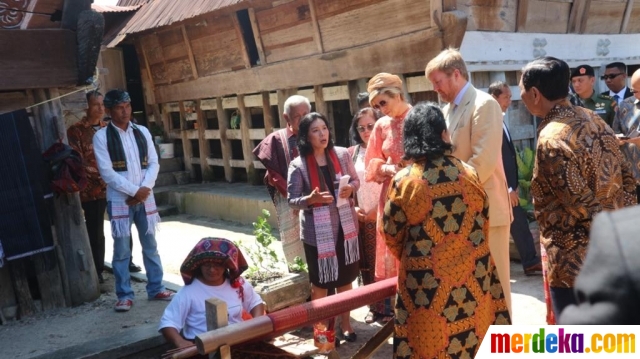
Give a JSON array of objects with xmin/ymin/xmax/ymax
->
[
  {"xmin": 150, "ymin": 123, "xmax": 174, "ymax": 159},
  {"xmin": 239, "ymin": 209, "xmax": 310, "ymax": 313},
  {"xmin": 516, "ymin": 147, "xmax": 535, "ymax": 217},
  {"xmin": 509, "ymin": 147, "xmax": 541, "ymax": 259},
  {"xmin": 150, "ymin": 123, "xmax": 165, "ymax": 145}
]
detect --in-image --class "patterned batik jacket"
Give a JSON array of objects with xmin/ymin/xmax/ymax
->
[
  {"xmin": 67, "ymin": 117, "xmax": 107, "ymax": 202},
  {"xmin": 612, "ymin": 97, "xmax": 640, "ymax": 184},
  {"xmin": 531, "ymin": 102, "xmax": 636, "ymax": 288}
]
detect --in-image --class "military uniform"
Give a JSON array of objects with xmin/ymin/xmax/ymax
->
[
  {"xmin": 572, "ymin": 64, "xmax": 617, "ymax": 127},
  {"xmin": 580, "ymin": 91, "xmax": 617, "ymax": 126}
]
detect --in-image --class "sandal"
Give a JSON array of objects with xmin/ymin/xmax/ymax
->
[{"xmin": 364, "ymin": 311, "xmax": 378, "ymax": 324}]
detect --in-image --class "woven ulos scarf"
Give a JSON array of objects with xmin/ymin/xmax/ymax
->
[
  {"xmin": 305, "ymin": 149, "xmax": 359, "ymax": 283},
  {"xmin": 110, "ymin": 195, "xmax": 160, "ymax": 238},
  {"xmin": 106, "ymin": 124, "xmax": 159, "ymax": 237}
]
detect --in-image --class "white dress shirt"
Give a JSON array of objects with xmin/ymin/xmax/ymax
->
[
  {"xmin": 93, "ymin": 122, "xmax": 159, "ymax": 202},
  {"xmin": 609, "ymin": 87, "xmax": 629, "ymax": 102}
]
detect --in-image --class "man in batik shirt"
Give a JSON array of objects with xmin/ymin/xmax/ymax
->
[
  {"xmin": 68, "ymin": 91, "xmax": 109, "ymax": 284},
  {"xmin": 519, "ymin": 57, "xmax": 636, "ymax": 317},
  {"xmin": 612, "ymin": 69, "xmax": 640, "ymax": 202}
]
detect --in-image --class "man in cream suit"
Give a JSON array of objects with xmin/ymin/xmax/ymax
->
[{"xmin": 425, "ymin": 49, "xmax": 513, "ymax": 314}]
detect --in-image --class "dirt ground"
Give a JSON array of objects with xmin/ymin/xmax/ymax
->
[
  {"xmin": 0, "ymin": 215, "xmax": 544, "ymax": 359},
  {"xmin": 0, "ymin": 216, "xmax": 395, "ymax": 359}
]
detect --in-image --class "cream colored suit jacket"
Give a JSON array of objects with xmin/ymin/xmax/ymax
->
[{"xmin": 444, "ymin": 85, "xmax": 513, "ymax": 227}]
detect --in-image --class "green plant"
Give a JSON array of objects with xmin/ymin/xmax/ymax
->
[
  {"xmin": 150, "ymin": 123, "xmax": 164, "ymax": 137},
  {"xmin": 516, "ymin": 147, "xmax": 535, "ymax": 214},
  {"xmin": 230, "ymin": 111, "xmax": 240, "ymax": 129},
  {"xmin": 241, "ymin": 209, "xmax": 307, "ymax": 283},
  {"xmin": 288, "ymin": 256, "xmax": 308, "ymax": 273}
]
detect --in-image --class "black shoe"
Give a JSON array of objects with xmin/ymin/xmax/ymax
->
[
  {"xmin": 336, "ymin": 331, "xmax": 357, "ymax": 343},
  {"xmin": 524, "ymin": 263, "xmax": 543, "ymax": 276},
  {"xmin": 129, "ymin": 263, "xmax": 142, "ymax": 273},
  {"xmin": 343, "ymin": 332, "xmax": 357, "ymax": 342},
  {"xmin": 98, "ymin": 273, "xmax": 104, "ymax": 284}
]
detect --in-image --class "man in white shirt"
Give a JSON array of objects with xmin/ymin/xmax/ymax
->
[
  {"xmin": 94, "ymin": 89, "xmax": 174, "ymax": 312},
  {"xmin": 601, "ymin": 62, "xmax": 632, "ymax": 102}
]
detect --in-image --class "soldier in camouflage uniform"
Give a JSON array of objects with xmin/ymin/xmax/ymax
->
[{"xmin": 571, "ymin": 64, "xmax": 617, "ymax": 126}]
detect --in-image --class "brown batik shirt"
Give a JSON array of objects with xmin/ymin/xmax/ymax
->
[
  {"xmin": 67, "ymin": 117, "xmax": 107, "ymax": 202},
  {"xmin": 532, "ymin": 102, "xmax": 636, "ymax": 288}
]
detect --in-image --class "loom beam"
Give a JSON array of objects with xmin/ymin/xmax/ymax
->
[{"xmin": 195, "ymin": 277, "xmax": 397, "ymax": 355}]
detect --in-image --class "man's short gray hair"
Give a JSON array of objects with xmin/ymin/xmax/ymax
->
[{"xmin": 284, "ymin": 95, "xmax": 311, "ymax": 116}]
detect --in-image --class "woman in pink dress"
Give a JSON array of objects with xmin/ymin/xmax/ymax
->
[
  {"xmin": 348, "ymin": 107, "xmax": 383, "ymax": 323},
  {"xmin": 363, "ymin": 73, "xmax": 412, "ymax": 322}
]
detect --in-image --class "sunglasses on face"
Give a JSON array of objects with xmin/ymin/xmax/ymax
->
[
  {"xmin": 357, "ymin": 123, "xmax": 375, "ymax": 133},
  {"xmin": 372, "ymin": 100, "xmax": 388, "ymax": 110},
  {"xmin": 601, "ymin": 73, "xmax": 623, "ymax": 80}
]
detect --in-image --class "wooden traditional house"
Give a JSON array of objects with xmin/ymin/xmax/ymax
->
[
  {"xmin": 0, "ymin": 0, "xmax": 102, "ymax": 322},
  {"xmin": 102, "ymin": 0, "xmax": 640, "ymax": 186}
]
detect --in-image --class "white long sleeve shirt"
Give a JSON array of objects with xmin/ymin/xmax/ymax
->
[{"xmin": 93, "ymin": 122, "xmax": 159, "ymax": 202}]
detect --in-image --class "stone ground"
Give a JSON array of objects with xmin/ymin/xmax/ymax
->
[{"xmin": 0, "ymin": 214, "xmax": 546, "ymax": 359}]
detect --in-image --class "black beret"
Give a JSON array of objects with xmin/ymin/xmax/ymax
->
[{"xmin": 571, "ymin": 65, "xmax": 595, "ymax": 78}]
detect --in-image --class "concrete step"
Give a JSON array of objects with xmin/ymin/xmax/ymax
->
[
  {"xmin": 156, "ymin": 183, "xmax": 277, "ymax": 228},
  {"xmin": 155, "ymin": 170, "xmax": 191, "ymax": 188},
  {"xmin": 157, "ymin": 204, "xmax": 178, "ymax": 217},
  {"xmin": 158, "ymin": 157, "xmax": 184, "ymax": 173}
]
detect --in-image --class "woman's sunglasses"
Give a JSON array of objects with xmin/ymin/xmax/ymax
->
[
  {"xmin": 372, "ymin": 100, "xmax": 388, "ymax": 110},
  {"xmin": 357, "ymin": 123, "xmax": 375, "ymax": 133}
]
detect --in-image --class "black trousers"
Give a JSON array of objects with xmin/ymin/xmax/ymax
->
[
  {"xmin": 82, "ymin": 199, "xmax": 135, "ymax": 274},
  {"xmin": 510, "ymin": 205, "xmax": 540, "ymax": 269},
  {"xmin": 550, "ymin": 287, "xmax": 577, "ymax": 318},
  {"xmin": 82, "ymin": 198, "xmax": 107, "ymax": 274}
]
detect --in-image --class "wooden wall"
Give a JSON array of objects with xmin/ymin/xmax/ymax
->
[
  {"xmin": 316, "ymin": 0, "xmax": 431, "ymax": 52},
  {"xmin": 255, "ymin": 0, "xmax": 318, "ymax": 63},
  {"xmin": 458, "ymin": 0, "xmax": 517, "ymax": 32},
  {"xmin": 123, "ymin": 0, "xmax": 640, "ymax": 184},
  {"xmin": 135, "ymin": 0, "xmax": 434, "ymax": 100},
  {"xmin": 97, "ymin": 48, "xmax": 127, "ymax": 91},
  {"xmin": 517, "ymin": 0, "xmax": 571, "ymax": 33},
  {"xmin": 465, "ymin": 0, "xmax": 639, "ymax": 34},
  {"xmin": 584, "ymin": 0, "xmax": 628, "ymax": 33},
  {"xmin": 624, "ymin": 0, "xmax": 640, "ymax": 33},
  {"xmin": 185, "ymin": 15, "xmax": 247, "ymax": 75}
]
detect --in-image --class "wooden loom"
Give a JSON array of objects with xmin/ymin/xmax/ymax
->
[{"xmin": 164, "ymin": 277, "xmax": 398, "ymax": 358}]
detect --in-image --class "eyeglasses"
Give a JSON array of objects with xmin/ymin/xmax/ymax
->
[
  {"xmin": 601, "ymin": 73, "xmax": 624, "ymax": 80},
  {"xmin": 372, "ymin": 100, "xmax": 388, "ymax": 110},
  {"xmin": 357, "ymin": 123, "xmax": 375, "ymax": 133}
]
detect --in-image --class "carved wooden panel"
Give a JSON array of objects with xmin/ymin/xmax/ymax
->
[{"xmin": 0, "ymin": 0, "xmax": 29, "ymax": 29}]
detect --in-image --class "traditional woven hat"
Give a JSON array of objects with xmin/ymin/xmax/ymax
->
[{"xmin": 180, "ymin": 237, "xmax": 248, "ymax": 285}]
